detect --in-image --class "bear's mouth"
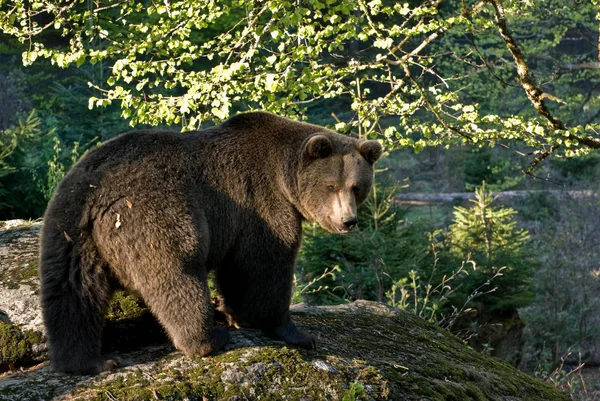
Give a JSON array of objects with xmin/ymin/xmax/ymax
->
[
  {"xmin": 323, "ymin": 217, "xmax": 353, "ymax": 235},
  {"xmin": 327, "ymin": 222, "xmax": 352, "ymax": 235},
  {"xmin": 334, "ymin": 226, "xmax": 351, "ymax": 234}
]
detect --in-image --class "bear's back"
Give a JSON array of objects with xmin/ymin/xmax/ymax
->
[
  {"xmin": 75, "ymin": 130, "xmax": 193, "ymax": 175},
  {"xmin": 71, "ymin": 112, "xmax": 349, "ymax": 180},
  {"xmin": 47, "ymin": 112, "xmax": 358, "ymax": 229}
]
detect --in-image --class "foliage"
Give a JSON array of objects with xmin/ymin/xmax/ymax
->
[
  {"xmin": 518, "ymin": 191, "xmax": 558, "ymax": 223},
  {"xmin": 341, "ymin": 380, "xmax": 366, "ymax": 401},
  {"xmin": 298, "ymin": 179, "xmax": 534, "ymax": 357},
  {"xmin": 0, "ymin": 111, "xmax": 40, "ymax": 177},
  {"xmin": 43, "ymin": 68, "xmax": 133, "ymax": 142},
  {"xmin": 449, "ymin": 182, "xmax": 529, "ymax": 262},
  {"xmin": 33, "ymin": 136, "xmax": 81, "ymax": 201},
  {"xmin": 385, "ymin": 249, "xmax": 509, "ymax": 331},
  {"xmin": 298, "ymin": 178, "xmax": 534, "ymax": 311},
  {"xmin": 534, "ymin": 351, "xmax": 593, "ymax": 401},
  {"xmin": 0, "ymin": 68, "xmax": 30, "ymax": 130},
  {"xmin": 292, "ymin": 265, "xmax": 341, "ymax": 304},
  {"xmin": 1, "ymin": 0, "xmax": 598, "ymax": 162},
  {"xmin": 386, "ymin": 258, "xmax": 446, "ymax": 324},
  {"xmin": 445, "ymin": 182, "xmax": 534, "ymax": 313},
  {"xmin": 0, "ymin": 55, "xmax": 130, "ymax": 219},
  {"xmin": 0, "ymin": 111, "xmax": 53, "ymax": 219},
  {"xmin": 0, "ymin": 107, "xmax": 92, "ymax": 219},
  {"xmin": 549, "ymin": 152, "xmax": 600, "ymax": 185}
]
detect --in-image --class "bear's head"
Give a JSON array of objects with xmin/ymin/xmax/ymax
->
[{"xmin": 297, "ymin": 134, "xmax": 383, "ymax": 234}]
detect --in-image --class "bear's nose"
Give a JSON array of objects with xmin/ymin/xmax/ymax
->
[{"xmin": 342, "ymin": 217, "xmax": 358, "ymax": 231}]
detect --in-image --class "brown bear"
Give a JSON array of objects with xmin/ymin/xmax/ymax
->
[{"xmin": 39, "ymin": 111, "xmax": 383, "ymax": 374}]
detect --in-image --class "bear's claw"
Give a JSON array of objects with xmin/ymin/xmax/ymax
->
[
  {"xmin": 100, "ymin": 357, "xmax": 121, "ymax": 372},
  {"xmin": 267, "ymin": 320, "xmax": 316, "ymax": 350},
  {"xmin": 211, "ymin": 326, "xmax": 231, "ymax": 351}
]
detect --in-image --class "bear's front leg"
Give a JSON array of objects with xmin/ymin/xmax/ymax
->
[{"xmin": 215, "ymin": 240, "xmax": 315, "ymax": 350}]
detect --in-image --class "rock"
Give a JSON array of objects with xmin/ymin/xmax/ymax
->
[
  {"xmin": 0, "ymin": 220, "xmax": 46, "ymax": 371},
  {"xmin": 0, "ymin": 220, "xmax": 43, "ymax": 332},
  {"xmin": 0, "ymin": 221, "xmax": 570, "ymax": 400}
]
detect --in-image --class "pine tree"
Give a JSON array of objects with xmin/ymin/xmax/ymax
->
[
  {"xmin": 449, "ymin": 182, "xmax": 529, "ymax": 265},
  {"xmin": 447, "ymin": 182, "xmax": 533, "ymax": 313}
]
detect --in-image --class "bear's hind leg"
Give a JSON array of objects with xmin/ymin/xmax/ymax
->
[
  {"xmin": 40, "ymin": 246, "xmax": 117, "ymax": 374},
  {"xmin": 135, "ymin": 269, "xmax": 229, "ymax": 356}
]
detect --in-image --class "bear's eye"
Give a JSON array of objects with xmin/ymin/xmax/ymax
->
[
  {"xmin": 327, "ymin": 185, "xmax": 336, "ymax": 192},
  {"xmin": 352, "ymin": 185, "xmax": 360, "ymax": 193}
]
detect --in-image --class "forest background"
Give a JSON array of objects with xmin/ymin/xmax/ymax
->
[{"xmin": 0, "ymin": 0, "xmax": 599, "ymax": 399}]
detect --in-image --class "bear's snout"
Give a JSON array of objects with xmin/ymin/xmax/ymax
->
[
  {"xmin": 330, "ymin": 216, "xmax": 358, "ymax": 234},
  {"xmin": 342, "ymin": 217, "xmax": 358, "ymax": 231}
]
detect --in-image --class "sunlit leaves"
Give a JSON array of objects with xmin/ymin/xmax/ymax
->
[{"xmin": 0, "ymin": 0, "xmax": 598, "ymax": 157}]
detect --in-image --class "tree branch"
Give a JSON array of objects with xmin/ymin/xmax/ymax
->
[
  {"xmin": 489, "ymin": 0, "xmax": 600, "ymax": 150},
  {"xmin": 522, "ymin": 145, "xmax": 558, "ymax": 179},
  {"xmin": 384, "ymin": 0, "xmax": 487, "ymax": 65},
  {"xmin": 401, "ymin": 61, "xmax": 473, "ymax": 142}
]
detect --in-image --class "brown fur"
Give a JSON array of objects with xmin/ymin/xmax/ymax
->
[{"xmin": 39, "ymin": 112, "xmax": 382, "ymax": 374}]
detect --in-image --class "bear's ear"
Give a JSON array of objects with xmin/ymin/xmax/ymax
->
[
  {"xmin": 358, "ymin": 140, "xmax": 383, "ymax": 164},
  {"xmin": 305, "ymin": 135, "xmax": 333, "ymax": 159}
]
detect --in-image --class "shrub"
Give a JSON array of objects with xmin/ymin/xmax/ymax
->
[{"xmin": 0, "ymin": 111, "xmax": 53, "ymax": 219}]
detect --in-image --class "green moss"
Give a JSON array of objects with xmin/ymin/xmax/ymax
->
[
  {"xmin": 18, "ymin": 262, "xmax": 39, "ymax": 281},
  {"xmin": 105, "ymin": 291, "xmax": 147, "ymax": 322},
  {"xmin": 75, "ymin": 345, "xmax": 392, "ymax": 401},
  {"xmin": 241, "ymin": 347, "xmax": 338, "ymax": 398},
  {"xmin": 0, "ymin": 261, "xmax": 39, "ymax": 290},
  {"xmin": 0, "ymin": 322, "xmax": 28, "ymax": 363},
  {"xmin": 89, "ymin": 371, "xmax": 155, "ymax": 401},
  {"xmin": 101, "ymin": 291, "xmax": 166, "ymax": 352},
  {"xmin": 84, "ymin": 360, "xmax": 222, "ymax": 400},
  {"xmin": 0, "ymin": 321, "xmax": 43, "ymax": 370},
  {"xmin": 23, "ymin": 329, "xmax": 44, "ymax": 346}
]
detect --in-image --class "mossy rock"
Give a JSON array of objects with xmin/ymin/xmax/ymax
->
[
  {"xmin": 0, "ymin": 322, "xmax": 44, "ymax": 371},
  {"xmin": 0, "ymin": 220, "xmax": 41, "ymax": 291},
  {"xmin": 105, "ymin": 291, "xmax": 147, "ymax": 322},
  {"xmin": 0, "ymin": 302, "xmax": 569, "ymax": 401},
  {"xmin": 0, "ymin": 220, "xmax": 47, "ymax": 373},
  {"xmin": 0, "ymin": 221, "xmax": 570, "ymax": 400},
  {"xmin": 0, "ymin": 221, "xmax": 44, "ymax": 335}
]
